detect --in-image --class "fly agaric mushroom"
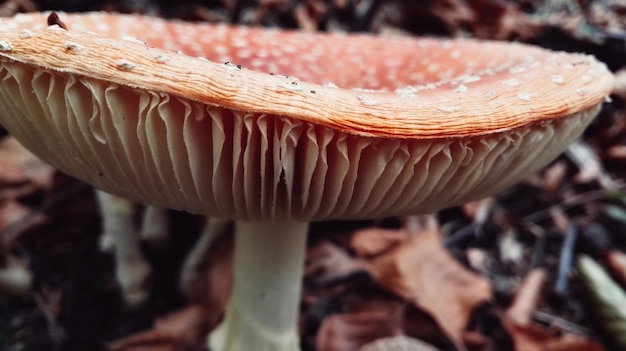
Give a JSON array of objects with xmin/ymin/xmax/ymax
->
[
  {"xmin": 0, "ymin": 11, "xmax": 613, "ymax": 351},
  {"xmin": 96, "ymin": 190, "xmax": 156, "ymax": 305}
]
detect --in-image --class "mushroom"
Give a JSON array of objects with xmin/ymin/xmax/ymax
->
[
  {"xmin": 96, "ymin": 190, "xmax": 155, "ymax": 305},
  {"xmin": 0, "ymin": 12, "xmax": 613, "ymax": 351}
]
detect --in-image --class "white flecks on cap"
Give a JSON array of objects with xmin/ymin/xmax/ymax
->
[
  {"xmin": 518, "ymin": 93, "xmax": 532, "ymax": 101},
  {"xmin": 357, "ymin": 95, "xmax": 381, "ymax": 106},
  {"xmin": 502, "ymin": 79, "xmax": 520, "ymax": 87},
  {"xmin": 46, "ymin": 25, "xmax": 65, "ymax": 32},
  {"xmin": 395, "ymin": 87, "xmax": 418, "ymax": 99},
  {"xmin": 153, "ymin": 54, "xmax": 171, "ymax": 63},
  {"xmin": 120, "ymin": 35, "xmax": 146, "ymax": 45},
  {"xmin": 460, "ymin": 75, "xmax": 481, "ymax": 84},
  {"xmin": 116, "ymin": 59, "xmax": 136, "ymax": 70},
  {"xmin": 64, "ymin": 41, "xmax": 86, "ymax": 52},
  {"xmin": 221, "ymin": 62, "xmax": 242, "ymax": 71},
  {"xmin": 19, "ymin": 29, "xmax": 34, "ymax": 38},
  {"xmin": 437, "ymin": 105, "xmax": 459, "ymax": 112},
  {"xmin": 279, "ymin": 81, "xmax": 303, "ymax": 92},
  {"xmin": 454, "ymin": 84, "xmax": 468, "ymax": 93},
  {"xmin": 551, "ymin": 75, "xmax": 565, "ymax": 84},
  {"xmin": 0, "ymin": 40, "xmax": 13, "ymax": 51}
]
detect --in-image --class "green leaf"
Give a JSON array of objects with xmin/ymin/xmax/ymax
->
[
  {"xmin": 603, "ymin": 205, "xmax": 626, "ymax": 224},
  {"xmin": 578, "ymin": 255, "xmax": 626, "ymax": 348}
]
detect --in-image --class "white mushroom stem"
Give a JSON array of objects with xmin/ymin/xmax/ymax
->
[
  {"xmin": 210, "ymin": 220, "xmax": 308, "ymax": 351},
  {"xmin": 96, "ymin": 191, "xmax": 151, "ymax": 305},
  {"xmin": 0, "ymin": 255, "xmax": 32, "ymax": 297},
  {"xmin": 180, "ymin": 217, "xmax": 230, "ymax": 296},
  {"xmin": 139, "ymin": 205, "xmax": 169, "ymax": 247}
]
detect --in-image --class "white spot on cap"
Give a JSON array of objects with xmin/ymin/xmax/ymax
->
[
  {"xmin": 501, "ymin": 79, "xmax": 520, "ymax": 87},
  {"xmin": 437, "ymin": 105, "xmax": 458, "ymax": 112},
  {"xmin": 461, "ymin": 75, "xmax": 481, "ymax": 84},
  {"xmin": 19, "ymin": 29, "xmax": 34, "ymax": 38},
  {"xmin": 489, "ymin": 101, "xmax": 501, "ymax": 108},
  {"xmin": 518, "ymin": 93, "xmax": 532, "ymax": 101},
  {"xmin": 46, "ymin": 25, "xmax": 65, "ymax": 31},
  {"xmin": 509, "ymin": 66, "xmax": 527, "ymax": 74},
  {"xmin": 357, "ymin": 95, "xmax": 381, "ymax": 106},
  {"xmin": 551, "ymin": 75, "xmax": 564, "ymax": 84},
  {"xmin": 221, "ymin": 62, "xmax": 241, "ymax": 71},
  {"xmin": 279, "ymin": 81, "xmax": 303, "ymax": 92},
  {"xmin": 120, "ymin": 35, "xmax": 146, "ymax": 45},
  {"xmin": 64, "ymin": 41, "xmax": 85, "ymax": 52},
  {"xmin": 324, "ymin": 82, "xmax": 338, "ymax": 88},
  {"xmin": 485, "ymin": 90, "xmax": 496, "ymax": 98},
  {"xmin": 395, "ymin": 87, "xmax": 418, "ymax": 99},
  {"xmin": 153, "ymin": 54, "xmax": 170, "ymax": 63},
  {"xmin": 0, "ymin": 40, "xmax": 12, "ymax": 51},
  {"xmin": 575, "ymin": 88, "xmax": 586, "ymax": 95},
  {"xmin": 116, "ymin": 59, "xmax": 136, "ymax": 70},
  {"xmin": 454, "ymin": 84, "xmax": 468, "ymax": 93},
  {"xmin": 581, "ymin": 75, "xmax": 592, "ymax": 83}
]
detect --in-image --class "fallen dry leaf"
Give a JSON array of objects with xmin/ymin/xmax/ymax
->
[
  {"xmin": 316, "ymin": 299, "xmax": 408, "ymax": 351},
  {"xmin": 605, "ymin": 145, "xmax": 626, "ymax": 160},
  {"xmin": 366, "ymin": 228, "xmax": 492, "ymax": 347},
  {"xmin": 542, "ymin": 161, "xmax": 568, "ymax": 193},
  {"xmin": 604, "ymin": 249, "xmax": 626, "ymax": 288},
  {"xmin": 505, "ymin": 322, "xmax": 605, "ymax": 351},
  {"xmin": 506, "ymin": 269, "xmax": 547, "ymax": 326},
  {"xmin": 0, "ymin": 137, "xmax": 53, "ymax": 242},
  {"xmin": 305, "ymin": 240, "xmax": 368, "ymax": 287},
  {"xmin": 349, "ymin": 228, "xmax": 409, "ymax": 258},
  {"xmin": 461, "ymin": 198, "xmax": 492, "ymax": 223},
  {"xmin": 184, "ymin": 231, "xmax": 232, "ymax": 328},
  {"xmin": 565, "ymin": 141, "xmax": 616, "ymax": 189},
  {"xmin": 0, "ymin": 136, "xmax": 53, "ymax": 190},
  {"xmin": 0, "ymin": 200, "xmax": 41, "ymax": 234},
  {"xmin": 107, "ymin": 305, "xmax": 210, "ymax": 351}
]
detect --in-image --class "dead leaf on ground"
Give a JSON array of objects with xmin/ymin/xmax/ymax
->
[
  {"xmin": 316, "ymin": 299, "xmax": 405, "ymax": 351},
  {"xmin": 506, "ymin": 269, "xmax": 546, "ymax": 326},
  {"xmin": 0, "ymin": 136, "xmax": 54, "ymax": 190},
  {"xmin": 107, "ymin": 305, "xmax": 210, "ymax": 351},
  {"xmin": 0, "ymin": 200, "xmax": 43, "ymax": 236},
  {"xmin": 184, "ymin": 232, "xmax": 233, "ymax": 328},
  {"xmin": 505, "ymin": 322, "xmax": 605, "ymax": 351},
  {"xmin": 305, "ymin": 240, "xmax": 368, "ymax": 287},
  {"xmin": 366, "ymin": 228, "xmax": 492, "ymax": 347},
  {"xmin": 605, "ymin": 145, "xmax": 626, "ymax": 160},
  {"xmin": 349, "ymin": 228, "xmax": 409, "ymax": 258},
  {"xmin": 603, "ymin": 249, "xmax": 626, "ymax": 288}
]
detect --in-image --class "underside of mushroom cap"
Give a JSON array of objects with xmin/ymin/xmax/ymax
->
[{"xmin": 0, "ymin": 13, "xmax": 614, "ymax": 221}]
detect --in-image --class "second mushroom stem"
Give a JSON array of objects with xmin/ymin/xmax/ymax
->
[{"xmin": 210, "ymin": 220, "xmax": 309, "ymax": 351}]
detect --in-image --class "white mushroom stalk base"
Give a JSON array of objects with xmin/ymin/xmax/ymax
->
[{"xmin": 209, "ymin": 220, "xmax": 308, "ymax": 351}]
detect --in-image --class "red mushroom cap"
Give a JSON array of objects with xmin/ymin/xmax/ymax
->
[{"xmin": 0, "ymin": 12, "xmax": 614, "ymax": 220}]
